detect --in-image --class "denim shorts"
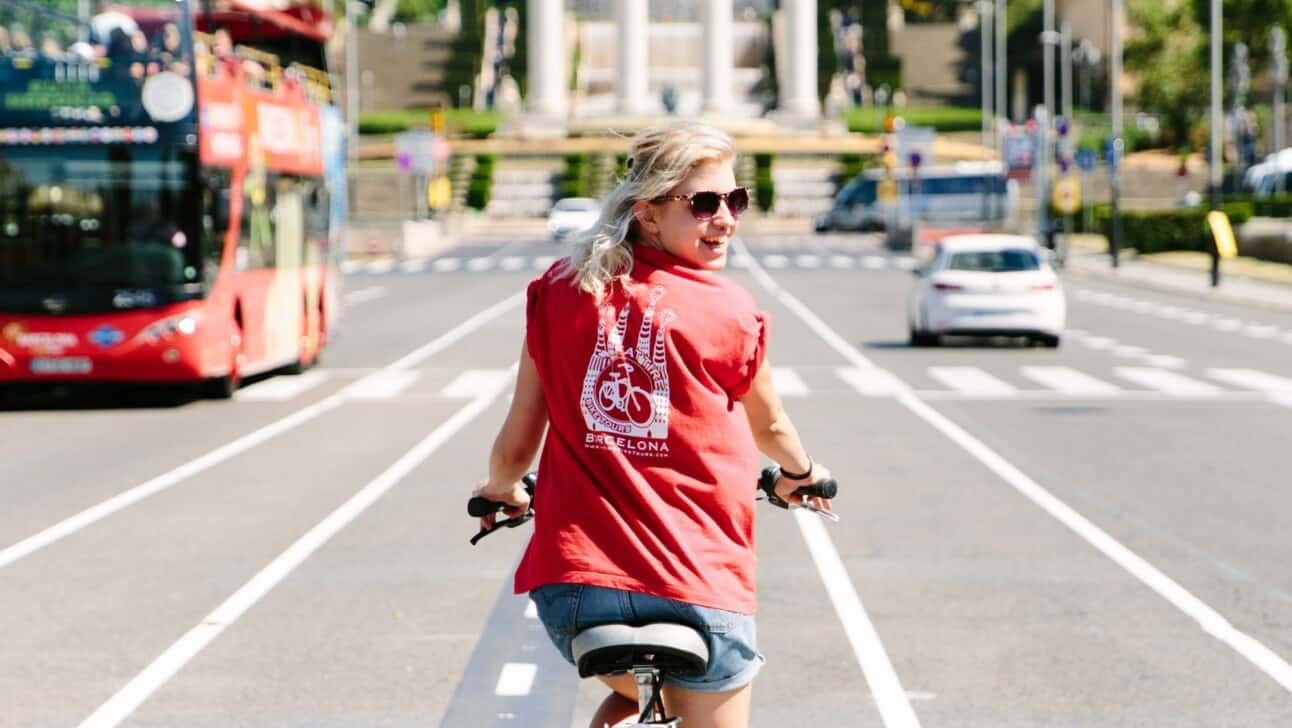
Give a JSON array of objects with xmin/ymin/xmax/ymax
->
[{"xmin": 529, "ymin": 583, "xmax": 764, "ymax": 692}]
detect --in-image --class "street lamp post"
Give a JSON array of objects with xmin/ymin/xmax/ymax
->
[
  {"xmin": 346, "ymin": 1, "xmax": 367, "ymax": 166},
  {"xmin": 977, "ymin": 1, "xmax": 992, "ymax": 151},
  {"xmin": 1060, "ymin": 20, "xmax": 1072, "ymax": 123},
  {"xmin": 1110, "ymin": 0, "xmax": 1123, "ymax": 268},
  {"xmin": 995, "ymin": 0, "xmax": 1006, "ymax": 147},
  {"xmin": 1272, "ymin": 27, "xmax": 1288, "ymax": 194},
  {"xmin": 1038, "ymin": 0, "xmax": 1056, "ymax": 243}
]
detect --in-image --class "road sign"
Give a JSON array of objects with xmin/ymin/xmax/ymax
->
[
  {"xmin": 1003, "ymin": 126, "xmax": 1037, "ymax": 180},
  {"xmin": 895, "ymin": 126, "xmax": 936, "ymax": 169},
  {"xmin": 1206, "ymin": 211, "xmax": 1238, "ymax": 259},
  {"xmin": 1075, "ymin": 148, "xmax": 1096, "ymax": 172},
  {"xmin": 1053, "ymin": 175, "xmax": 1081, "ymax": 215},
  {"xmin": 394, "ymin": 129, "xmax": 440, "ymax": 175}
]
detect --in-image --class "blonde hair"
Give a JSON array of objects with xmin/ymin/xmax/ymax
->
[{"xmin": 557, "ymin": 121, "xmax": 736, "ymax": 301}]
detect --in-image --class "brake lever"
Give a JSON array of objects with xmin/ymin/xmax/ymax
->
[{"xmin": 468, "ymin": 473, "xmax": 538, "ymax": 545}]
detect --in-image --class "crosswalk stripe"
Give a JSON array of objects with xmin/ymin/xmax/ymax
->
[
  {"xmin": 928, "ymin": 367, "xmax": 1017, "ymax": 396},
  {"xmin": 340, "ymin": 260, "xmax": 362, "ymax": 274},
  {"xmin": 234, "ymin": 371, "xmax": 330, "ymax": 402},
  {"xmin": 466, "ymin": 257, "xmax": 495, "ymax": 272},
  {"xmin": 1020, "ymin": 366, "xmax": 1121, "ymax": 395},
  {"xmin": 795, "ymin": 254, "xmax": 821, "ymax": 268},
  {"xmin": 860, "ymin": 256, "xmax": 887, "ymax": 269},
  {"xmin": 366, "ymin": 260, "xmax": 395, "ymax": 274},
  {"xmin": 399, "ymin": 258, "xmax": 428, "ymax": 273},
  {"xmin": 893, "ymin": 257, "xmax": 917, "ymax": 270},
  {"xmin": 771, "ymin": 367, "xmax": 809, "ymax": 397},
  {"xmin": 836, "ymin": 367, "xmax": 905, "ymax": 396},
  {"xmin": 343, "ymin": 371, "xmax": 420, "ymax": 401},
  {"xmin": 532, "ymin": 255, "xmax": 558, "ymax": 270},
  {"xmin": 1243, "ymin": 324, "xmax": 1280, "ymax": 338},
  {"xmin": 1142, "ymin": 354, "xmax": 1188, "ymax": 369},
  {"xmin": 829, "ymin": 255, "xmax": 855, "ymax": 268},
  {"xmin": 433, "ymin": 257, "xmax": 462, "ymax": 272},
  {"xmin": 1114, "ymin": 367, "xmax": 1223, "ymax": 395},
  {"xmin": 762, "ymin": 254, "xmax": 789, "ymax": 269},
  {"xmin": 441, "ymin": 369, "xmax": 512, "ymax": 400},
  {"xmin": 500, "ymin": 256, "xmax": 526, "ymax": 271},
  {"xmin": 1206, "ymin": 369, "xmax": 1292, "ymax": 397}
]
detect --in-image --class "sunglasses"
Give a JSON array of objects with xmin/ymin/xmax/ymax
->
[{"xmin": 652, "ymin": 187, "xmax": 750, "ymax": 220}]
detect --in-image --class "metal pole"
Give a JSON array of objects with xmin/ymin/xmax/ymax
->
[
  {"xmin": 979, "ymin": 1, "xmax": 992, "ymax": 150},
  {"xmin": 1109, "ymin": 0, "xmax": 1123, "ymax": 268},
  {"xmin": 1271, "ymin": 27, "xmax": 1287, "ymax": 192},
  {"xmin": 1209, "ymin": 0, "xmax": 1222, "ymax": 286},
  {"xmin": 996, "ymin": 0, "xmax": 1007, "ymax": 148},
  {"xmin": 1061, "ymin": 20, "xmax": 1072, "ymax": 124},
  {"xmin": 346, "ymin": 2, "xmax": 361, "ymax": 166},
  {"xmin": 1038, "ymin": 0, "xmax": 1054, "ymax": 242}
]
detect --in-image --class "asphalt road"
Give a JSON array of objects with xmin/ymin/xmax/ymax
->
[{"xmin": 3, "ymin": 232, "xmax": 1292, "ymax": 727}]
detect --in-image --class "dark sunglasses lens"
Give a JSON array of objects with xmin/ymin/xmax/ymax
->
[
  {"xmin": 728, "ymin": 188, "xmax": 749, "ymax": 216},
  {"xmin": 689, "ymin": 192, "xmax": 721, "ymax": 218}
]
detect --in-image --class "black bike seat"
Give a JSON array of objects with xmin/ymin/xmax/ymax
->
[{"xmin": 571, "ymin": 623, "xmax": 710, "ymax": 679}]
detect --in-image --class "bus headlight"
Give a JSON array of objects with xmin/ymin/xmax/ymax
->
[{"xmin": 137, "ymin": 312, "xmax": 202, "ymax": 344}]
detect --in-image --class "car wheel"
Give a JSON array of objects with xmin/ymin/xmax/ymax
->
[
  {"xmin": 1035, "ymin": 334, "xmax": 1061, "ymax": 348},
  {"xmin": 910, "ymin": 329, "xmax": 939, "ymax": 347}
]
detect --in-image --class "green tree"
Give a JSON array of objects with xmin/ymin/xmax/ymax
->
[{"xmin": 1125, "ymin": 0, "xmax": 1208, "ymax": 147}]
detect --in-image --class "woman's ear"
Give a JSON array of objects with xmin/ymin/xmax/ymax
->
[{"xmin": 631, "ymin": 200, "xmax": 660, "ymax": 237}]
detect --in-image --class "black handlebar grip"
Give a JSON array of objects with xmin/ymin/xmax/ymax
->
[
  {"xmin": 793, "ymin": 478, "xmax": 837, "ymax": 500},
  {"xmin": 467, "ymin": 496, "xmax": 508, "ymax": 518}
]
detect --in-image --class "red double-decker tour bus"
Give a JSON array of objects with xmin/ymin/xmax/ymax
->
[{"xmin": 0, "ymin": 0, "xmax": 346, "ymax": 398}]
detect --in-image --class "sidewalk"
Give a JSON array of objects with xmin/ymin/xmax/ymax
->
[{"xmin": 1063, "ymin": 234, "xmax": 1292, "ymax": 312}]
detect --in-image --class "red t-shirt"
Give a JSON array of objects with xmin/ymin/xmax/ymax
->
[{"xmin": 514, "ymin": 244, "xmax": 769, "ymax": 614}]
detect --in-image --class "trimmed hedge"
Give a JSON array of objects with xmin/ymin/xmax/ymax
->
[
  {"xmin": 466, "ymin": 154, "xmax": 495, "ymax": 210},
  {"xmin": 560, "ymin": 153, "xmax": 588, "ymax": 199},
  {"xmin": 753, "ymin": 153, "xmax": 774, "ymax": 212},
  {"xmin": 844, "ymin": 105, "xmax": 982, "ymax": 134},
  {"xmin": 1074, "ymin": 203, "xmax": 1255, "ymax": 254},
  {"xmin": 358, "ymin": 108, "xmax": 502, "ymax": 138}
]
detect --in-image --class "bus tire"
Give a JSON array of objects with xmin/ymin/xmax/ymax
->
[{"xmin": 204, "ymin": 370, "xmax": 240, "ymax": 399}]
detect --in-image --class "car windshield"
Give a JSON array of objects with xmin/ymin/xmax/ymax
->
[
  {"xmin": 945, "ymin": 248, "xmax": 1040, "ymax": 272},
  {"xmin": 553, "ymin": 198, "xmax": 597, "ymax": 212}
]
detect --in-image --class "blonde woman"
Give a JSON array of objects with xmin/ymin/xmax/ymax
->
[{"xmin": 474, "ymin": 122, "xmax": 833, "ymax": 728}]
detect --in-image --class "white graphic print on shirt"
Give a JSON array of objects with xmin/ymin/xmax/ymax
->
[{"xmin": 581, "ymin": 286, "xmax": 675, "ymax": 452}]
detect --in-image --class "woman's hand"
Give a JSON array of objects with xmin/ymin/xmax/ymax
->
[
  {"xmin": 773, "ymin": 462, "xmax": 834, "ymax": 514},
  {"xmin": 472, "ymin": 479, "xmax": 533, "ymax": 531}
]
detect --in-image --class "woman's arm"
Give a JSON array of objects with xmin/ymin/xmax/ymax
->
[
  {"xmin": 739, "ymin": 359, "xmax": 834, "ymax": 505},
  {"xmin": 475, "ymin": 343, "xmax": 548, "ymax": 509}
]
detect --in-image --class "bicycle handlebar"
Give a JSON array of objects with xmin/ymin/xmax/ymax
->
[{"xmin": 469, "ymin": 468, "xmax": 838, "ymax": 544}]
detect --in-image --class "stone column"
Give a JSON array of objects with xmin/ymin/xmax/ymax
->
[
  {"xmin": 616, "ymin": 0, "xmax": 649, "ymax": 114},
  {"xmin": 779, "ymin": 0, "xmax": 820, "ymax": 119},
  {"xmin": 701, "ymin": 0, "xmax": 734, "ymax": 114},
  {"xmin": 526, "ymin": 0, "xmax": 566, "ymax": 117}
]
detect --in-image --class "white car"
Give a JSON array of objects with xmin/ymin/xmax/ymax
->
[
  {"xmin": 907, "ymin": 234, "xmax": 1065, "ymax": 347},
  {"xmin": 547, "ymin": 197, "xmax": 601, "ymax": 241}
]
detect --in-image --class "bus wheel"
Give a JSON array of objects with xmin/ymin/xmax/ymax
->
[{"xmin": 204, "ymin": 342, "xmax": 243, "ymax": 399}]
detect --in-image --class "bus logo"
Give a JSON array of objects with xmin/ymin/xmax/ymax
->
[
  {"xmin": 41, "ymin": 296, "xmax": 67, "ymax": 314},
  {"xmin": 90, "ymin": 325, "xmax": 125, "ymax": 348}
]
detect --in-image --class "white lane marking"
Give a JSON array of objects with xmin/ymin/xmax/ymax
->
[
  {"xmin": 1115, "ymin": 367, "xmax": 1224, "ymax": 396},
  {"xmin": 500, "ymin": 256, "xmax": 526, "ymax": 271},
  {"xmin": 494, "ymin": 663, "xmax": 538, "ymax": 697},
  {"xmin": 860, "ymin": 256, "xmax": 887, "ymax": 270},
  {"xmin": 441, "ymin": 369, "xmax": 513, "ymax": 400},
  {"xmin": 1283, "ymin": 332, "xmax": 1292, "ymax": 345},
  {"xmin": 1142, "ymin": 355, "xmax": 1188, "ymax": 370},
  {"xmin": 1243, "ymin": 324, "xmax": 1280, "ymax": 339},
  {"xmin": 366, "ymin": 260, "xmax": 396, "ymax": 274},
  {"xmin": 399, "ymin": 258, "xmax": 428, "ymax": 273},
  {"xmin": 894, "ymin": 257, "xmax": 917, "ymax": 271},
  {"xmin": 737, "ymin": 244, "xmax": 920, "ymax": 727},
  {"xmin": 796, "ymin": 509, "xmax": 921, "ymax": 728},
  {"xmin": 0, "ymin": 293, "xmax": 525, "ymax": 571},
  {"xmin": 343, "ymin": 286, "xmax": 387, "ymax": 306},
  {"xmin": 433, "ymin": 258, "xmax": 462, "ymax": 272},
  {"xmin": 1212, "ymin": 318, "xmax": 1243, "ymax": 332},
  {"xmin": 796, "ymin": 254, "xmax": 822, "ymax": 269},
  {"xmin": 78, "ymin": 374, "xmax": 515, "ymax": 727},
  {"xmin": 1020, "ymin": 366, "xmax": 1121, "ymax": 396},
  {"xmin": 1206, "ymin": 369, "xmax": 1292, "ymax": 405},
  {"xmin": 829, "ymin": 255, "xmax": 855, "ymax": 269},
  {"xmin": 524, "ymin": 600, "xmax": 538, "ymax": 619},
  {"xmin": 772, "ymin": 367, "xmax": 810, "ymax": 397},
  {"xmin": 762, "ymin": 254, "xmax": 789, "ymax": 269},
  {"xmin": 533, "ymin": 255, "xmax": 558, "ymax": 270},
  {"xmin": 1183, "ymin": 312, "xmax": 1211, "ymax": 325},
  {"xmin": 343, "ymin": 371, "xmax": 420, "ymax": 401},
  {"xmin": 740, "ymin": 240, "xmax": 1292, "ymax": 698},
  {"xmin": 233, "ymin": 371, "xmax": 330, "ymax": 402},
  {"xmin": 928, "ymin": 367, "xmax": 1017, "ymax": 396},
  {"xmin": 836, "ymin": 367, "xmax": 905, "ymax": 396},
  {"xmin": 1082, "ymin": 336, "xmax": 1117, "ymax": 350},
  {"xmin": 466, "ymin": 257, "xmax": 495, "ymax": 272},
  {"xmin": 340, "ymin": 260, "xmax": 362, "ymax": 274},
  {"xmin": 1158, "ymin": 306, "xmax": 1185, "ymax": 319},
  {"xmin": 1112, "ymin": 345, "xmax": 1147, "ymax": 358}
]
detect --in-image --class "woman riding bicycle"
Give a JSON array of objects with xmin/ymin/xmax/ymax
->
[{"xmin": 474, "ymin": 121, "xmax": 834, "ymax": 728}]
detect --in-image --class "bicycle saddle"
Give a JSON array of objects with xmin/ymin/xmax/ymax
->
[{"xmin": 571, "ymin": 623, "xmax": 710, "ymax": 679}]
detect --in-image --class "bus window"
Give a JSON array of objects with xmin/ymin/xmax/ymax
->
[{"xmin": 239, "ymin": 172, "xmax": 275, "ymax": 270}]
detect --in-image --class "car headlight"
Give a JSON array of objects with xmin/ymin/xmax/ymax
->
[{"xmin": 136, "ymin": 311, "xmax": 202, "ymax": 344}]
